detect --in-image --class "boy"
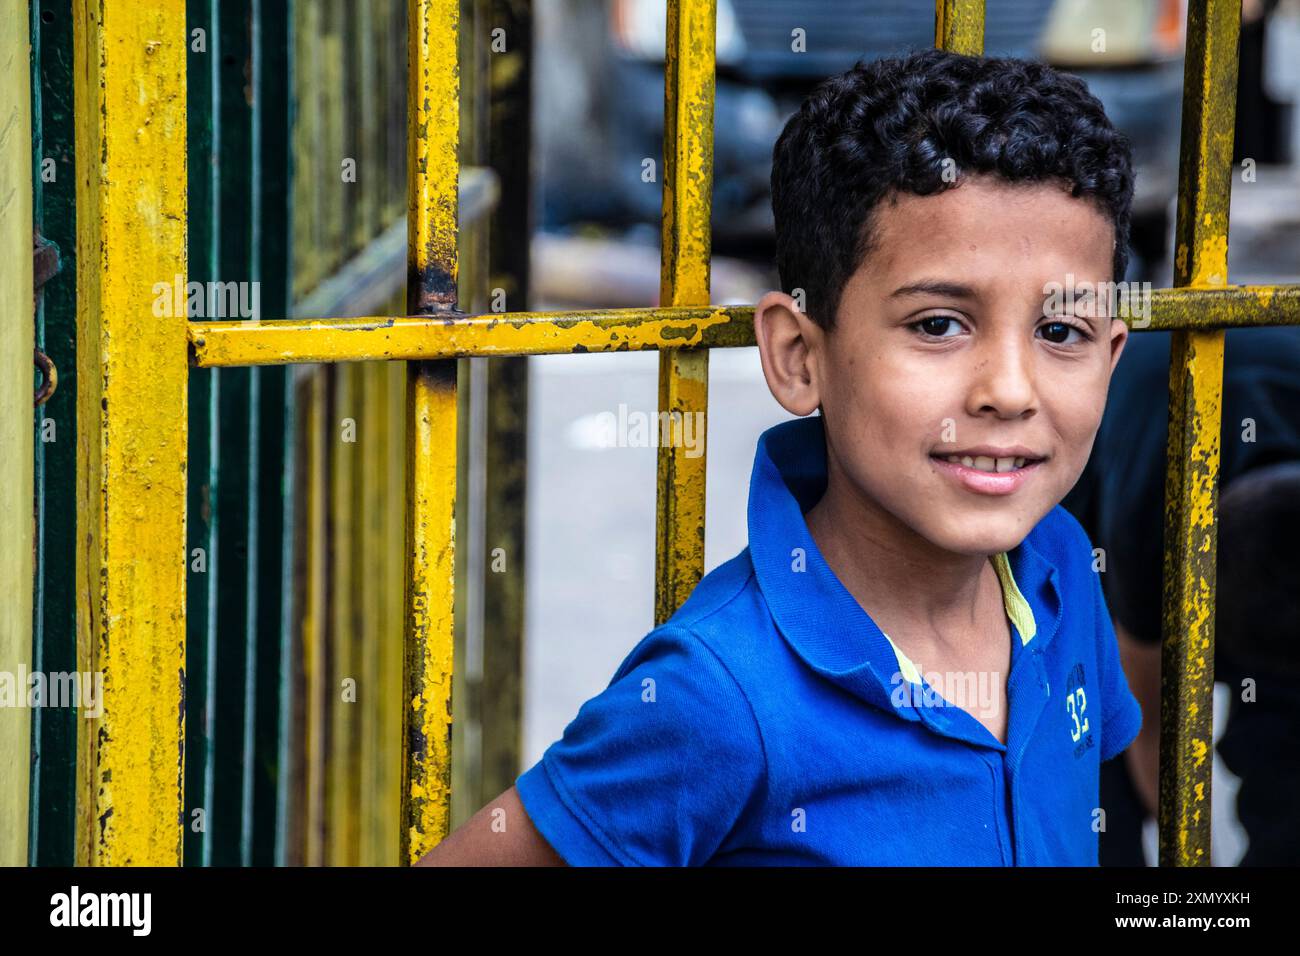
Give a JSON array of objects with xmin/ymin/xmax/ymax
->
[{"xmin": 417, "ymin": 47, "xmax": 1142, "ymax": 866}]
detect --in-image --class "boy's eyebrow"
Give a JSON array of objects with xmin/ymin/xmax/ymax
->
[{"xmin": 888, "ymin": 279, "xmax": 979, "ymax": 300}]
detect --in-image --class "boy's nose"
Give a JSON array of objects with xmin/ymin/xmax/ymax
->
[{"xmin": 965, "ymin": 339, "xmax": 1039, "ymax": 418}]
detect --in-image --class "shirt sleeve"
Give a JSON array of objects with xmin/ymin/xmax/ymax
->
[{"xmin": 514, "ymin": 625, "xmax": 767, "ymax": 866}]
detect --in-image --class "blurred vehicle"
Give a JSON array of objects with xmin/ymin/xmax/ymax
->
[{"xmin": 536, "ymin": 0, "xmax": 1190, "ymax": 277}]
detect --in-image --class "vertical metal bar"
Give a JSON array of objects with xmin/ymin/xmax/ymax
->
[
  {"xmin": 654, "ymin": 0, "xmax": 714, "ymax": 626},
  {"xmin": 359, "ymin": 361, "xmax": 385, "ymax": 865},
  {"xmin": 383, "ymin": 358, "xmax": 407, "ymax": 865},
  {"xmin": 292, "ymin": 0, "xmax": 324, "ymax": 299},
  {"xmin": 354, "ymin": 0, "xmax": 379, "ymax": 248},
  {"xmin": 206, "ymin": 0, "xmax": 258, "ymax": 867},
  {"xmin": 280, "ymin": 370, "xmax": 312, "ymax": 867},
  {"xmin": 318, "ymin": 0, "xmax": 346, "ymax": 863},
  {"xmin": 934, "ymin": 0, "xmax": 985, "ymax": 55},
  {"xmin": 1159, "ymin": 0, "xmax": 1238, "ymax": 867},
  {"xmin": 481, "ymin": 0, "xmax": 532, "ymax": 802},
  {"xmin": 385, "ymin": 0, "xmax": 407, "ymax": 226},
  {"xmin": 273, "ymin": 361, "xmax": 301, "ymax": 868},
  {"xmin": 381, "ymin": 4, "xmax": 408, "ymax": 863},
  {"xmin": 327, "ymin": 363, "xmax": 361, "ymax": 866},
  {"xmin": 288, "ymin": 0, "xmax": 328, "ymax": 869},
  {"xmin": 184, "ymin": 0, "xmax": 221, "ymax": 869},
  {"xmin": 355, "ymin": 6, "xmax": 387, "ymax": 864},
  {"xmin": 27, "ymin": 0, "xmax": 45, "ymax": 867},
  {"xmin": 29, "ymin": 0, "xmax": 80, "ymax": 868},
  {"xmin": 0, "ymin": 0, "xmax": 34, "ymax": 869},
  {"xmin": 72, "ymin": 0, "xmax": 187, "ymax": 866},
  {"xmin": 402, "ymin": 0, "xmax": 459, "ymax": 866},
  {"xmin": 302, "ymin": 365, "xmax": 329, "ymax": 866},
  {"xmin": 451, "ymin": 0, "xmax": 485, "ymax": 827},
  {"xmin": 250, "ymin": 0, "xmax": 293, "ymax": 868},
  {"xmin": 321, "ymin": 0, "xmax": 345, "ymax": 270}
]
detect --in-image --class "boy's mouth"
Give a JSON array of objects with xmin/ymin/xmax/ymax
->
[{"xmin": 928, "ymin": 446, "xmax": 1048, "ymax": 496}]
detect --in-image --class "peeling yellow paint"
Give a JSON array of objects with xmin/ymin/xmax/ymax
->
[
  {"xmin": 189, "ymin": 306, "xmax": 754, "ymax": 366},
  {"xmin": 400, "ymin": 0, "xmax": 459, "ymax": 867},
  {"xmin": 73, "ymin": 0, "xmax": 187, "ymax": 866},
  {"xmin": 934, "ymin": 0, "xmax": 984, "ymax": 55},
  {"xmin": 1157, "ymin": 0, "xmax": 1239, "ymax": 869},
  {"xmin": 654, "ymin": 0, "xmax": 717, "ymax": 624}
]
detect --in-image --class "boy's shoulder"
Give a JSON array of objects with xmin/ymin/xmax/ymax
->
[
  {"xmin": 663, "ymin": 548, "xmax": 762, "ymax": 632},
  {"xmin": 616, "ymin": 548, "xmax": 773, "ymax": 682}
]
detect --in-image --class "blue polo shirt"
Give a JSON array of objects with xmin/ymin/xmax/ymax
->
[{"xmin": 515, "ymin": 414, "xmax": 1143, "ymax": 865}]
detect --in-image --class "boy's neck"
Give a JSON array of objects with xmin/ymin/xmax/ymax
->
[{"xmin": 803, "ymin": 474, "xmax": 1001, "ymax": 656}]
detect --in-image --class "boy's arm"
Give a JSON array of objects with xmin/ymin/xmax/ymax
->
[
  {"xmin": 1115, "ymin": 618, "xmax": 1160, "ymax": 819},
  {"xmin": 414, "ymin": 785, "xmax": 567, "ymax": 866}
]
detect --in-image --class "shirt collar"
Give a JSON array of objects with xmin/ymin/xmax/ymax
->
[{"xmin": 746, "ymin": 415, "xmax": 1063, "ymax": 716}]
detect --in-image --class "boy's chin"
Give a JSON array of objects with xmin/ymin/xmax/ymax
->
[{"xmin": 920, "ymin": 513, "xmax": 1039, "ymax": 558}]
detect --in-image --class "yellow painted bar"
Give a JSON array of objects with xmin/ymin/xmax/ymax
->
[
  {"xmin": 401, "ymin": 0, "xmax": 459, "ymax": 865},
  {"xmin": 358, "ymin": 362, "xmax": 385, "ymax": 865},
  {"xmin": 321, "ymin": 0, "xmax": 346, "ymax": 268},
  {"xmin": 72, "ymin": 1, "xmax": 187, "ymax": 866},
  {"xmin": 655, "ymin": 0, "xmax": 715, "ymax": 625},
  {"xmin": 293, "ymin": 0, "xmax": 326, "ymax": 299},
  {"xmin": 382, "ymin": 360, "xmax": 408, "ymax": 865},
  {"xmin": 0, "ymin": 1, "xmax": 34, "ymax": 868},
  {"xmin": 302, "ymin": 368, "xmax": 329, "ymax": 866},
  {"xmin": 1158, "ymin": 0, "xmax": 1239, "ymax": 867},
  {"xmin": 935, "ymin": 0, "xmax": 985, "ymax": 55},
  {"xmin": 327, "ymin": 364, "xmax": 361, "ymax": 865},
  {"xmin": 190, "ymin": 305, "xmax": 756, "ymax": 365}
]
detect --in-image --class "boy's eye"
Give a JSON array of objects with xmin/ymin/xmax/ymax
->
[
  {"xmin": 1038, "ymin": 320, "xmax": 1090, "ymax": 345},
  {"xmin": 911, "ymin": 315, "xmax": 964, "ymax": 338}
]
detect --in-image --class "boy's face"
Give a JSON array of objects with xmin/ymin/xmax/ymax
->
[{"xmin": 756, "ymin": 174, "xmax": 1128, "ymax": 556}]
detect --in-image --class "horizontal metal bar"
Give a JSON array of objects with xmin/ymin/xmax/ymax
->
[
  {"xmin": 188, "ymin": 284, "xmax": 1300, "ymax": 367},
  {"xmin": 189, "ymin": 305, "xmax": 758, "ymax": 365},
  {"xmin": 1147, "ymin": 284, "xmax": 1300, "ymax": 330}
]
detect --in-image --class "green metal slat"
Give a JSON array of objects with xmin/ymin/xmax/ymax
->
[
  {"xmin": 210, "ymin": 0, "xmax": 258, "ymax": 868},
  {"xmin": 250, "ymin": 0, "xmax": 293, "ymax": 869},
  {"xmin": 28, "ymin": 0, "xmax": 79, "ymax": 869},
  {"xmin": 185, "ymin": 0, "xmax": 221, "ymax": 869}
]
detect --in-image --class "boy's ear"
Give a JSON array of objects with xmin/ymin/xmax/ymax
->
[
  {"xmin": 1107, "ymin": 316, "xmax": 1129, "ymax": 376},
  {"xmin": 754, "ymin": 290, "xmax": 823, "ymax": 417}
]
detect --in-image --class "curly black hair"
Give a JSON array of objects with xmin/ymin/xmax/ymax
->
[{"xmin": 771, "ymin": 47, "xmax": 1136, "ymax": 331}]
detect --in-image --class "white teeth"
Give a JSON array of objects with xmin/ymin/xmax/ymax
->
[{"xmin": 942, "ymin": 454, "xmax": 1033, "ymax": 473}]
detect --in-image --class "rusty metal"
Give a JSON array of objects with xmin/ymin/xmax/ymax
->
[
  {"xmin": 934, "ymin": 0, "xmax": 985, "ymax": 55},
  {"xmin": 33, "ymin": 348, "xmax": 57, "ymax": 406},
  {"xmin": 33, "ymin": 231, "xmax": 60, "ymax": 291},
  {"xmin": 653, "ymin": 0, "xmax": 716, "ymax": 626},
  {"xmin": 1157, "ymin": 0, "xmax": 1241, "ymax": 868},
  {"xmin": 401, "ymin": 0, "xmax": 460, "ymax": 867}
]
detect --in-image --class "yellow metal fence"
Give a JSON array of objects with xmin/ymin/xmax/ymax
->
[{"xmin": 64, "ymin": 0, "xmax": 1300, "ymax": 866}]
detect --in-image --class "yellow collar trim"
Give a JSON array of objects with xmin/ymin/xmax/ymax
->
[
  {"xmin": 991, "ymin": 550, "xmax": 1037, "ymax": 646},
  {"xmin": 883, "ymin": 551, "xmax": 1037, "ymax": 685}
]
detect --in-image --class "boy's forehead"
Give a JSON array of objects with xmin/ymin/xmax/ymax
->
[{"xmin": 856, "ymin": 177, "xmax": 1115, "ymax": 288}]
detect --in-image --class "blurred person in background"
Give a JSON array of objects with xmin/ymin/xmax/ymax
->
[{"xmin": 1062, "ymin": 326, "xmax": 1300, "ymax": 865}]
